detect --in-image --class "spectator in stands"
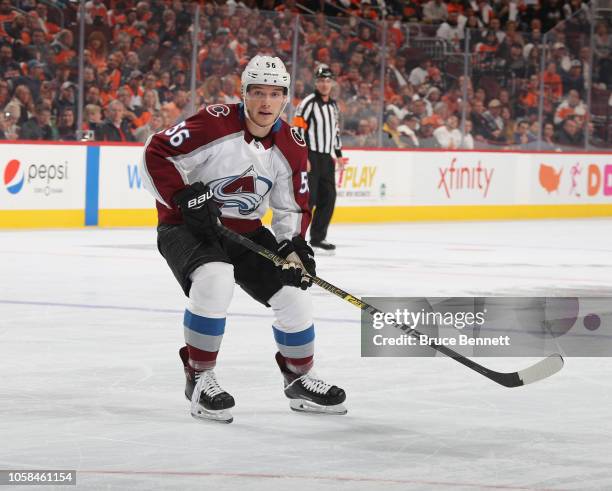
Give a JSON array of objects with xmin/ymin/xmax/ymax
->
[
  {"xmin": 471, "ymin": 97, "xmax": 489, "ymax": 126},
  {"xmin": 116, "ymin": 85, "xmax": 138, "ymax": 116},
  {"xmin": 96, "ymin": 100, "xmax": 135, "ymax": 142},
  {"xmin": 397, "ymin": 113, "xmax": 420, "ymax": 147},
  {"xmin": 418, "ymin": 123, "xmax": 441, "ymax": 148},
  {"xmin": 131, "ymin": 89, "xmax": 158, "ymax": 128},
  {"xmin": 52, "ymin": 82, "xmax": 76, "ymax": 119},
  {"xmin": 134, "ymin": 110, "xmax": 164, "ymax": 143},
  {"xmin": 543, "ymin": 61, "xmax": 563, "ymax": 103},
  {"xmin": 409, "ymin": 59, "xmax": 431, "ymax": 87},
  {"xmin": 436, "ymin": 11, "xmax": 464, "ymax": 47},
  {"xmin": 5, "ymin": 85, "xmax": 34, "ymax": 126},
  {"xmin": 27, "ymin": 28, "xmax": 53, "ymax": 65},
  {"xmin": 86, "ymin": 32, "xmax": 109, "ymax": 72},
  {"xmin": 552, "ymin": 42, "xmax": 572, "ymax": 74},
  {"xmin": 555, "ymin": 116, "xmax": 584, "ymax": 147},
  {"xmin": 577, "ymin": 46, "xmax": 592, "ymax": 89},
  {"xmin": 540, "ymin": 122, "xmax": 561, "ymax": 150},
  {"xmin": 18, "ymin": 59, "xmax": 45, "ymax": 102},
  {"xmin": 472, "ymin": 0, "xmax": 494, "ymax": 25},
  {"xmin": 0, "ymin": 44, "xmax": 17, "ymax": 77},
  {"xmin": 352, "ymin": 118, "xmax": 378, "ymax": 147},
  {"xmin": 122, "ymin": 52, "xmax": 142, "ymax": 83},
  {"xmin": 19, "ymin": 102, "xmax": 56, "ymax": 140},
  {"xmin": 487, "ymin": 18, "xmax": 506, "ymax": 44},
  {"xmin": 51, "ymin": 29, "xmax": 76, "ymax": 67},
  {"xmin": 480, "ymin": 98, "xmax": 505, "ymax": 143},
  {"xmin": 505, "ymin": 43, "xmax": 527, "ymax": 79},
  {"xmin": 126, "ymin": 70, "xmax": 145, "ymax": 109},
  {"xmin": 105, "ymin": 53, "xmax": 122, "ymax": 92},
  {"xmin": 83, "ymin": 85, "xmax": 101, "ymax": 108},
  {"xmin": 84, "ymin": 103, "xmax": 102, "ymax": 135},
  {"xmin": 0, "ymin": 79, "xmax": 8, "ymax": 110},
  {"xmin": 541, "ymin": 0, "xmax": 566, "ymax": 33},
  {"xmin": 513, "ymin": 119, "xmax": 536, "ymax": 146},
  {"xmin": 0, "ymin": 111, "xmax": 10, "ymax": 139},
  {"xmin": 594, "ymin": 22, "xmax": 612, "ymax": 87},
  {"xmin": 554, "ymin": 90, "xmax": 587, "ymax": 126},
  {"xmin": 424, "ymin": 87, "xmax": 441, "ymax": 115},
  {"xmin": 382, "ymin": 113, "xmax": 415, "ymax": 148},
  {"xmin": 220, "ymin": 76, "xmax": 240, "ymax": 104},
  {"xmin": 500, "ymin": 106, "xmax": 516, "ymax": 144},
  {"xmin": 423, "ymin": 0, "xmax": 448, "ymax": 24},
  {"xmin": 85, "ymin": 1, "xmax": 109, "ymax": 27},
  {"xmin": 2, "ymin": 107, "xmax": 20, "ymax": 139},
  {"xmin": 57, "ymin": 107, "xmax": 77, "ymax": 141},
  {"xmin": 434, "ymin": 115, "xmax": 462, "ymax": 148},
  {"xmin": 562, "ymin": 60, "xmax": 585, "ymax": 97},
  {"xmin": 460, "ymin": 120, "xmax": 474, "ymax": 149}
]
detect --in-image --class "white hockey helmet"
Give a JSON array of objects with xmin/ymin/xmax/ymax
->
[
  {"xmin": 241, "ymin": 55, "xmax": 291, "ymax": 98},
  {"xmin": 241, "ymin": 55, "xmax": 290, "ymax": 126}
]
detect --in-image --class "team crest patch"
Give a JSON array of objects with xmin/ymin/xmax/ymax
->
[
  {"xmin": 208, "ymin": 165, "xmax": 273, "ymax": 215},
  {"xmin": 290, "ymin": 127, "xmax": 307, "ymax": 147},
  {"xmin": 206, "ymin": 104, "xmax": 231, "ymax": 118}
]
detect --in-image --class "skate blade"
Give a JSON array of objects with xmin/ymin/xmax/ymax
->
[
  {"xmin": 191, "ymin": 406, "xmax": 233, "ymax": 424},
  {"xmin": 289, "ymin": 399, "xmax": 347, "ymax": 415}
]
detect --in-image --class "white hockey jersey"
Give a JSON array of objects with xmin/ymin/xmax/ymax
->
[{"xmin": 140, "ymin": 103, "xmax": 311, "ymax": 241}]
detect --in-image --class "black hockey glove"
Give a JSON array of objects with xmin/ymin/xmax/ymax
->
[
  {"xmin": 277, "ymin": 236, "xmax": 316, "ymax": 290},
  {"xmin": 173, "ymin": 182, "xmax": 221, "ymax": 244}
]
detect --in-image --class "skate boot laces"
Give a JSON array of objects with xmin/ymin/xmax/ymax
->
[
  {"xmin": 194, "ymin": 370, "xmax": 225, "ymax": 398},
  {"xmin": 292, "ymin": 372, "xmax": 333, "ymax": 395}
]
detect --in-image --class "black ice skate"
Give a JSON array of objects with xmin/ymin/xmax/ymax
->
[
  {"xmin": 310, "ymin": 239, "xmax": 336, "ymax": 255},
  {"xmin": 275, "ymin": 352, "xmax": 347, "ymax": 415},
  {"xmin": 179, "ymin": 347, "xmax": 235, "ymax": 424}
]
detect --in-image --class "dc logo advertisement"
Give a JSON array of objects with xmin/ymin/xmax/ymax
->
[
  {"xmin": 208, "ymin": 165, "xmax": 272, "ymax": 215},
  {"xmin": 4, "ymin": 159, "xmax": 24, "ymax": 194}
]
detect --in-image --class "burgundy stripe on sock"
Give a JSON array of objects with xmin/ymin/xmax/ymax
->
[
  {"xmin": 187, "ymin": 343, "xmax": 218, "ymax": 371},
  {"xmin": 285, "ymin": 355, "xmax": 313, "ymax": 375}
]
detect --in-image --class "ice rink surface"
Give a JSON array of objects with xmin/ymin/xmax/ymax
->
[{"xmin": 1, "ymin": 219, "xmax": 612, "ymax": 490}]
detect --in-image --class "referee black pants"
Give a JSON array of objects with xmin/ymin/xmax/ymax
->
[{"xmin": 308, "ymin": 150, "xmax": 336, "ymax": 243}]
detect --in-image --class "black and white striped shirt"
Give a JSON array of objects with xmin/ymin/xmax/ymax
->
[{"xmin": 294, "ymin": 92, "xmax": 343, "ymax": 157}]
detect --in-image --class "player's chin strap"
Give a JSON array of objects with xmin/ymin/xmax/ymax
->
[{"xmin": 216, "ymin": 223, "xmax": 564, "ymax": 389}]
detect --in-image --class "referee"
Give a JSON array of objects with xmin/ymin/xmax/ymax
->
[{"xmin": 293, "ymin": 65, "xmax": 345, "ymax": 252}]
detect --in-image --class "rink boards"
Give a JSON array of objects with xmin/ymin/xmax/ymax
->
[{"xmin": 1, "ymin": 141, "xmax": 612, "ymax": 228}]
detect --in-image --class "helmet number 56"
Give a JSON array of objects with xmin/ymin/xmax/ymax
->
[{"xmin": 165, "ymin": 121, "xmax": 191, "ymax": 147}]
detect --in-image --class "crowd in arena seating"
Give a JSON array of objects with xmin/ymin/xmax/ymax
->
[{"xmin": 0, "ymin": 0, "xmax": 609, "ymax": 149}]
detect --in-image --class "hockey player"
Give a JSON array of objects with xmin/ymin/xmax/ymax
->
[{"xmin": 140, "ymin": 55, "xmax": 346, "ymax": 423}]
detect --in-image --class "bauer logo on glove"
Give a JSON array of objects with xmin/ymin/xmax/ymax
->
[
  {"xmin": 186, "ymin": 188, "xmax": 214, "ymax": 210},
  {"xmin": 173, "ymin": 182, "xmax": 221, "ymax": 245}
]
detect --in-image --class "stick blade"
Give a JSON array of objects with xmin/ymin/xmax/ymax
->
[
  {"xmin": 495, "ymin": 354, "xmax": 564, "ymax": 388},
  {"xmin": 517, "ymin": 353, "xmax": 564, "ymax": 386}
]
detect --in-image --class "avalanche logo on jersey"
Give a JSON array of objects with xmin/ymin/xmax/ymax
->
[
  {"xmin": 4, "ymin": 159, "xmax": 24, "ymax": 194},
  {"xmin": 208, "ymin": 165, "xmax": 273, "ymax": 215},
  {"xmin": 290, "ymin": 127, "xmax": 307, "ymax": 147},
  {"xmin": 206, "ymin": 104, "xmax": 231, "ymax": 118}
]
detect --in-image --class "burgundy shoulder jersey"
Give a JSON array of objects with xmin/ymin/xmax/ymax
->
[{"xmin": 140, "ymin": 103, "xmax": 311, "ymax": 240}]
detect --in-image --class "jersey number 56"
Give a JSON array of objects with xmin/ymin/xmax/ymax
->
[{"xmin": 165, "ymin": 121, "xmax": 191, "ymax": 147}]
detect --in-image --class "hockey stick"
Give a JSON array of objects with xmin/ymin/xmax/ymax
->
[{"xmin": 217, "ymin": 225, "xmax": 564, "ymax": 388}]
